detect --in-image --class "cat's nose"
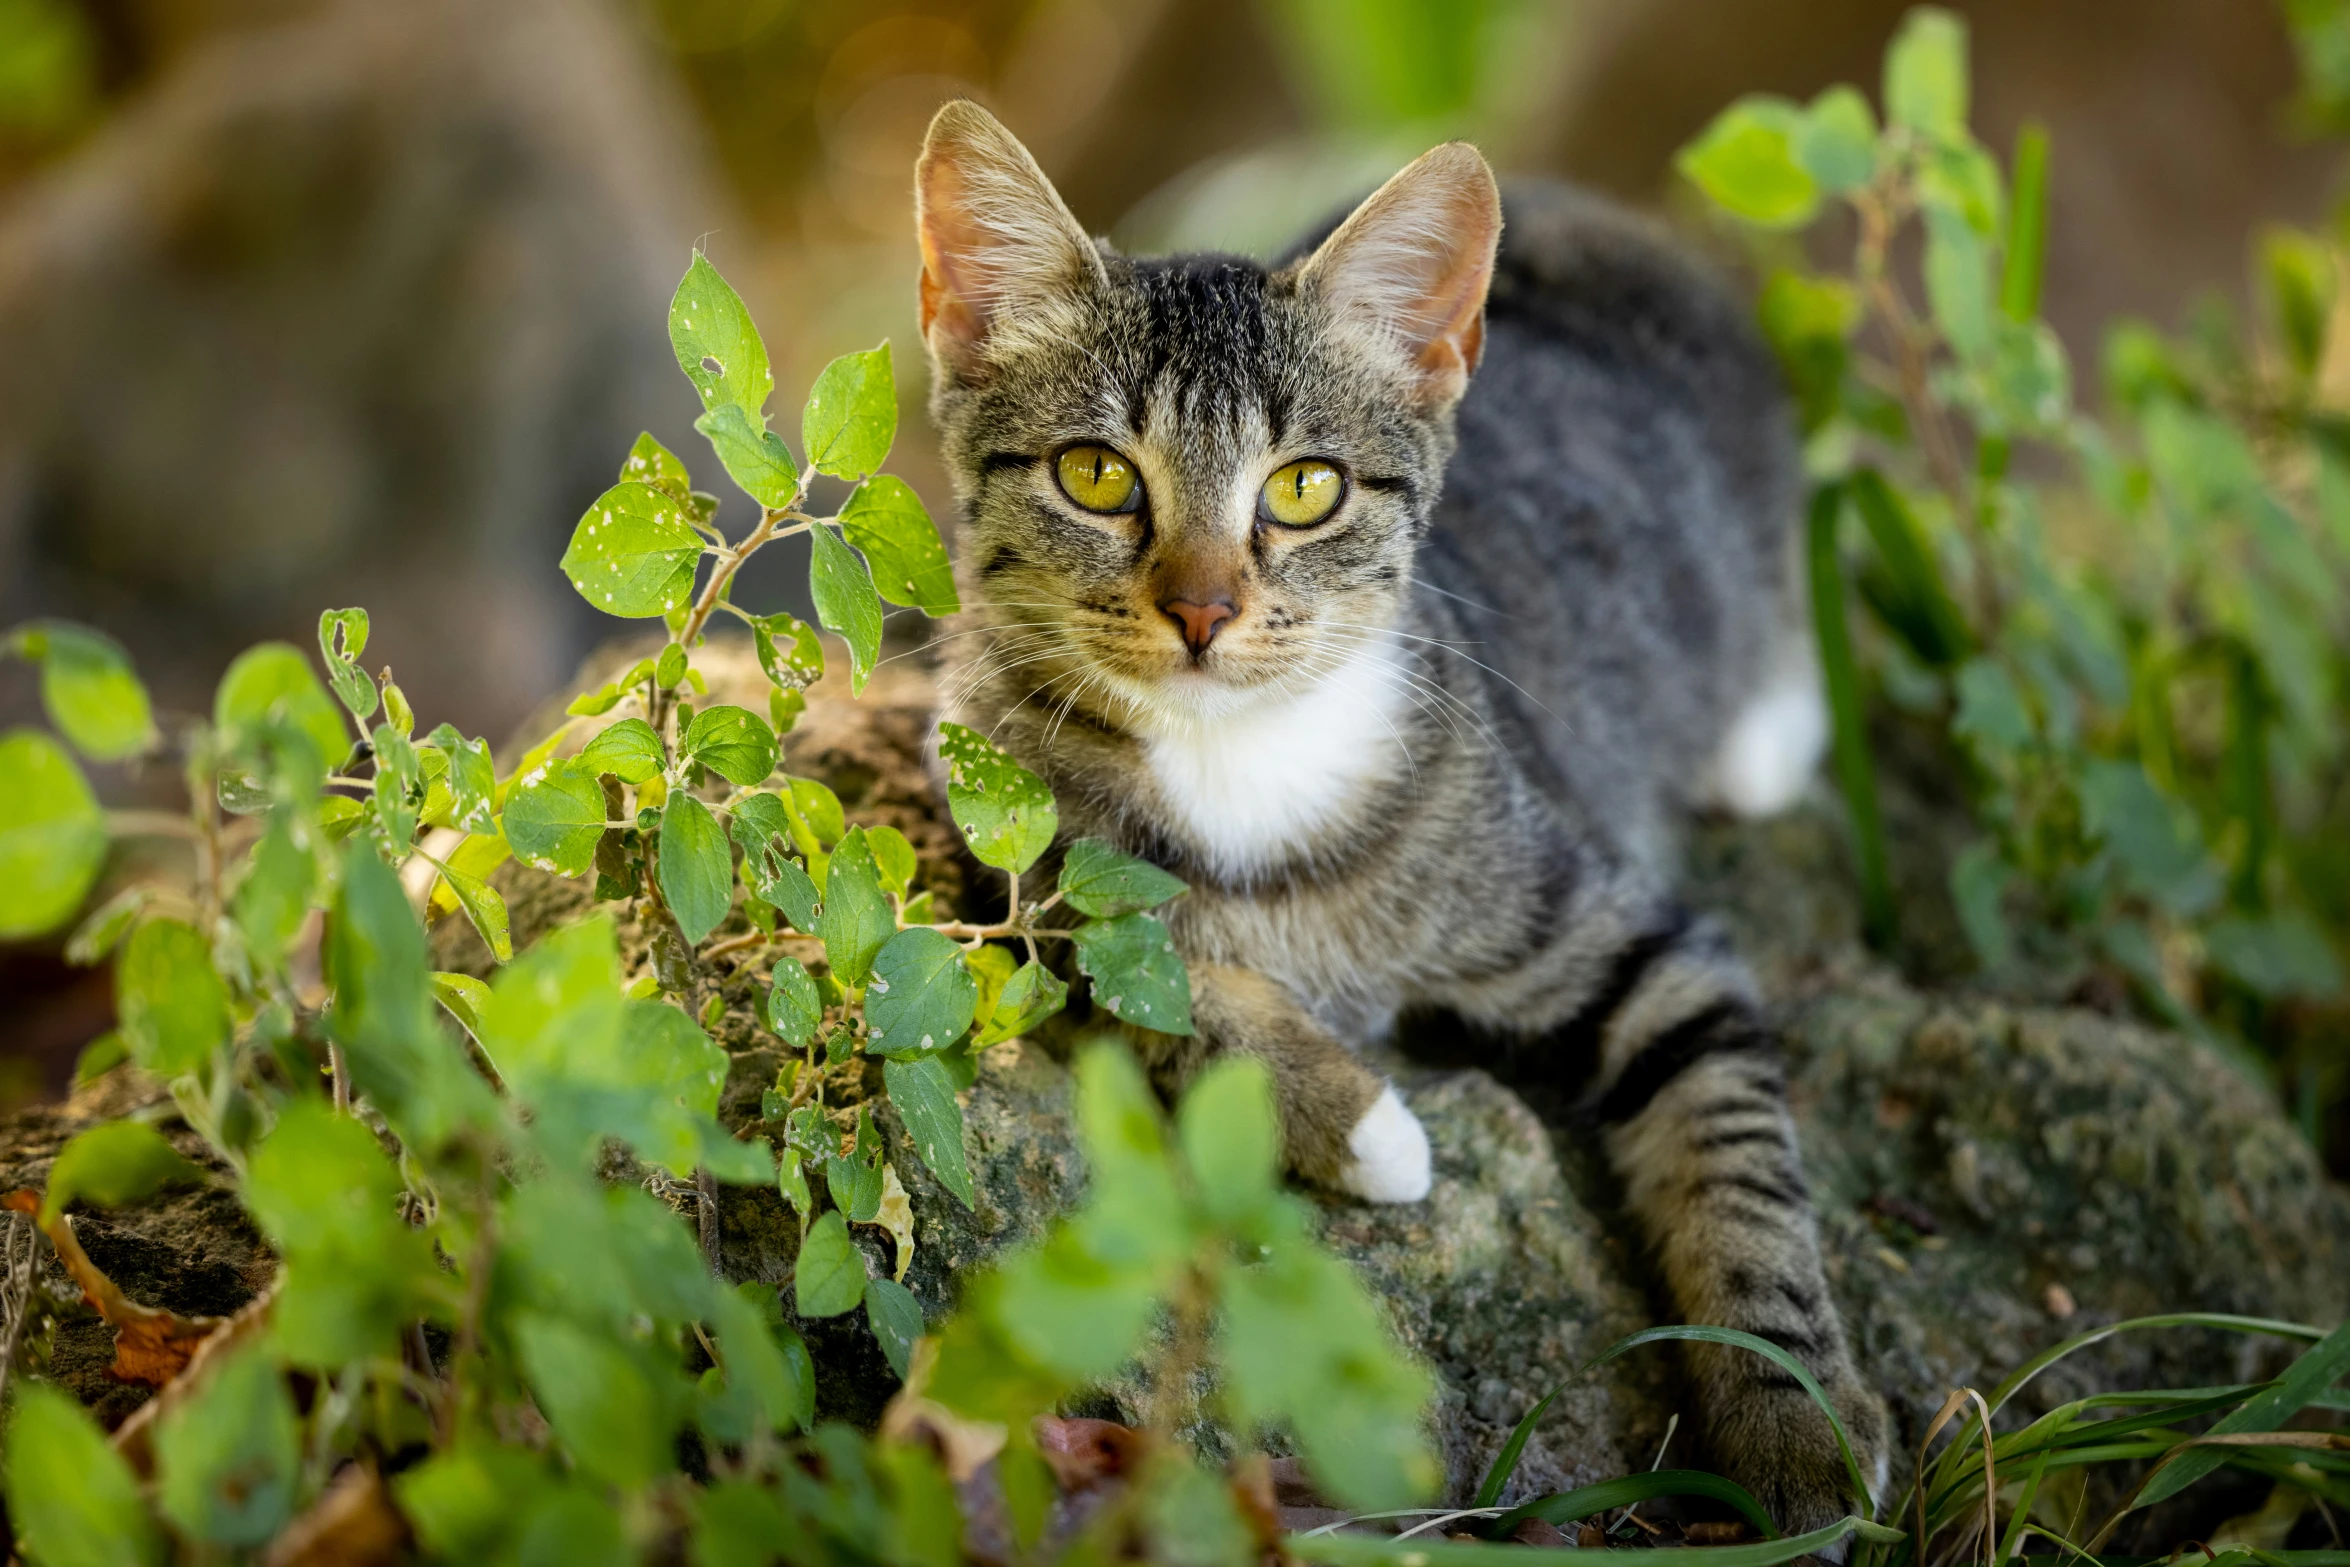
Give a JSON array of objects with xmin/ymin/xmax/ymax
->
[{"xmin": 1159, "ymin": 596, "xmax": 1236, "ymax": 654}]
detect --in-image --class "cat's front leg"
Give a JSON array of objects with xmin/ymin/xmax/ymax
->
[{"xmin": 1123, "ymin": 962, "xmax": 1431, "ymax": 1203}]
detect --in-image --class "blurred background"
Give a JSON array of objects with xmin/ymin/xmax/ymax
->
[{"xmin": 0, "ymin": 0, "xmax": 2341, "ymax": 1109}]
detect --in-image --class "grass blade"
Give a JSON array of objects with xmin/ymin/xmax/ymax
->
[
  {"xmin": 1585, "ymin": 1324, "xmax": 1873, "ymax": 1522},
  {"xmin": 1484, "ymin": 1470, "xmax": 1779, "ymax": 1541},
  {"xmin": 1806, "ymin": 481, "xmax": 1895, "ymax": 945},
  {"xmin": 2124, "ymin": 1321, "xmax": 2350, "ymax": 1513},
  {"xmin": 2001, "ymin": 122, "xmax": 2050, "ymax": 323},
  {"xmin": 1472, "ymin": 1387, "xmax": 1560, "ymax": 1508},
  {"xmin": 1981, "ymin": 1313, "xmax": 2324, "ymax": 1422}
]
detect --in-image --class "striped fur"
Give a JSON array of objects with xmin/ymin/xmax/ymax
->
[{"xmin": 914, "ymin": 103, "xmax": 1883, "ymax": 1532}]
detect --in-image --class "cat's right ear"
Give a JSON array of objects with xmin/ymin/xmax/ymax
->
[{"xmin": 915, "ymin": 101, "xmax": 1103, "ymax": 383}]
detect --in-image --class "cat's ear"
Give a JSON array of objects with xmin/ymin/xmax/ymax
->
[
  {"xmin": 1295, "ymin": 142, "xmax": 1501, "ymax": 406},
  {"xmin": 915, "ymin": 100, "xmax": 1103, "ymax": 382}
]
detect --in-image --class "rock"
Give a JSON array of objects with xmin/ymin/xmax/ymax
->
[{"xmin": 12, "ymin": 641, "xmax": 2348, "ymax": 1544}]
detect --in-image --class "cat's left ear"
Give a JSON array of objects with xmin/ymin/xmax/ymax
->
[
  {"xmin": 1295, "ymin": 142, "xmax": 1501, "ymax": 407},
  {"xmin": 915, "ymin": 100, "xmax": 1104, "ymax": 384}
]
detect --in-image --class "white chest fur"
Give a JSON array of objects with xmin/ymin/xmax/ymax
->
[{"xmin": 1136, "ymin": 635, "xmax": 1413, "ymax": 879}]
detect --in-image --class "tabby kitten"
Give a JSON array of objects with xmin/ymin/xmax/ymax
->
[{"xmin": 913, "ymin": 101, "xmax": 1887, "ymax": 1531}]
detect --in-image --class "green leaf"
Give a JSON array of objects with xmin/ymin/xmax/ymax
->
[
  {"xmin": 1059, "ymin": 837, "xmax": 1188, "ymax": 917},
  {"xmin": 67, "ymin": 886, "xmax": 149, "ymax": 966},
  {"xmin": 659, "ymin": 792, "xmax": 734, "ymax": 945},
  {"xmin": 154, "ymin": 1343, "xmax": 300, "ymax": 1548},
  {"xmin": 1923, "ymin": 204, "xmax": 1993, "ymax": 359},
  {"xmin": 866, "ymin": 927, "xmax": 979, "ymax": 1057},
  {"xmin": 315, "ymin": 607, "xmax": 376, "ymax": 724},
  {"xmin": 428, "ymin": 849, "xmax": 513, "ymax": 963},
  {"xmin": 803, "ymin": 342, "xmax": 898, "ymax": 479},
  {"xmin": 1949, "ymin": 840, "xmax": 2016, "ymax": 971},
  {"xmin": 973, "ymin": 958, "xmax": 1068, "ymax": 1047},
  {"xmin": 865, "ymin": 1275, "xmax": 924, "ymax": 1380},
  {"xmin": 695, "ymin": 402, "xmax": 799, "ymax": 508},
  {"xmin": 214, "ymin": 642, "xmax": 348, "ymax": 771},
  {"xmin": 2204, "ymin": 912, "xmax": 2345, "ymax": 999},
  {"xmin": 684, "ymin": 703, "xmax": 778, "ymax": 787},
  {"xmin": 443, "ymin": 735, "xmax": 498, "ymax": 833},
  {"xmin": 867, "ymin": 822, "xmax": 918, "ymax": 900},
  {"xmin": 1177, "ymin": 1055, "xmax": 1278, "ymax": 1228},
  {"xmin": 817, "ymin": 826, "xmax": 893, "ymax": 987},
  {"xmin": 1220, "ymin": 1241, "xmax": 1438, "ymax": 1510},
  {"xmin": 766, "ymin": 954, "xmax": 823, "ymax": 1047},
  {"xmin": 621, "ymin": 430, "xmax": 694, "ymax": 501},
  {"xmin": 2002, "ymin": 122, "xmax": 2051, "ymax": 321},
  {"xmin": 795, "ymin": 1209, "xmax": 868, "ymax": 1318},
  {"xmin": 245, "ymin": 1098, "xmax": 446, "ymax": 1364},
  {"xmin": 1073, "ymin": 912, "xmax": 1193, "ymax": 1035},
  {"xmin": 562, "ymin": 481, "xmax": 704, "ymax": 619},
  {"xmin": 1884, "ymin": 5, "xmax": 1969, "ymax": 137},
  {"xmin": 1848, "ymin": 468, "xmax": 1971, "ymax": 666},
  {"xmin": 735, "ymin": 801, "xmax": 822, "ymax": 930},
  {"xmin": 808, "ymin": 522, "xmax": 884, "ymax": 695},
  {"xmin": 514, "ymin": 1311, "xmax": 681, "ymax": 1489},
  {"xmin": 2263, "ymin": 225, "xmax": 2336, "ymax": 380},
  {"xmin": 579, "ymin": 717, "xmax": 665, "ymax": 784},
  {"xmin": 1794, "ymin": 85, "xmax": 1877, "ymax": 193},
  {"xmin": 828, "ymin": 1108, "xmax": 885, "ymax": 1222},
  {"xmin": 2078, "ymin": 759, "xmax": 2220, "ymax": 916},
  {"xmin": 712, "ymin": 1282, "xmax": 815, "ymax": 1435},
  {"xmin": 752, "ymin": 612, "xmax": 824, "ymax": 689},
  {"xmin": 117, "ymin": 917, "xmax": 229, "ymax": 1077},
  {"xmin": 502, "ymin": 758, "xmax": 609, "ymax": 877},
  {"xmin": 0, "ymin": 728, "xmax": 108, "ymax": 938},
  {"xmin": 1675, "ymin": 96, "xmax": 1818, "ymax": 229},
  {"xmin": 3, "ymin": 1381, "xmax": 163, "ymax": 1567},
  {"xmin": 396, "ymin": 1443, "xmax": 552, "ymax": 1564},
  {"xmin": 938, "ymin": 721, "xmax": 1057, "ymax": 874},
  {"xmin": 1068, "ymin": 1044, "xmax": 1188, "ymax": 1268},
  {"xmin": 775, "ymin": 1146, "xmax": 812, "ymax": 1216},
  {"xmin": 40, "ymin": 1119, "xmax": 204, "ymax": 1224},
  {"xmin": 430, "ymin": 971, "xmax": 493, "ymax": 1042},
  {"xmin": 841, "ymin": 475, "xmax": 958, "ymax": 616},
  {"xmin": 1806, "ymin": 484, "xmax": 1893, "ymax": 946},
  {"xmin": 671, "ymin": 253, "xmax": 772, "ymax": 417},
  {"xmin": 15, "ymin": 622, "xmax": 156, "ymax": 760},
  {"xmin": 657, "ymin": 641, "xmax": 688, "ymax": 689},
  {"xmin": 885, "ymin": 1053, "xmax": 975, "ymax": 1207}
]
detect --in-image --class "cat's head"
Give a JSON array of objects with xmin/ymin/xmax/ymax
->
[{"xmin": 913, "ymin": 101, "xmax": 1499, "ymax": 729}]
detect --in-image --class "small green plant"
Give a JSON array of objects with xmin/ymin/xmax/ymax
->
[
  {"xmin": 0, "ymin": 248, "xmax": 1438, "ymax": 1562},
  {"xmin": 1678, "ymin": 8, "xmax": 2350, "ymax": 1134}
]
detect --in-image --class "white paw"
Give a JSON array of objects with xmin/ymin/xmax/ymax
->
[{"xmin": 1339, "ymin": 1086, "xmax": 1432, "ymax": 1203}]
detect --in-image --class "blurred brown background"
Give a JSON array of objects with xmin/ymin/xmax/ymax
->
[{"xmin": 0, "ymin": 0, "xmax": 2336, "ymax": 1101}]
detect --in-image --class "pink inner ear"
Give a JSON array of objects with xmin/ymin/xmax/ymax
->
[{"xmin": 1305, "ymin": 143, "xmax": 1501, "ymax": 398}]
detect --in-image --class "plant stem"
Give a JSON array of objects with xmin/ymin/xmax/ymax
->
[
  {"xmin": 648, "ymin": 494, "xmax": 812, "ymax": 740},
  {"xmin": 105, "ymin": 810, "xmax": 199, "ymax": 839}
]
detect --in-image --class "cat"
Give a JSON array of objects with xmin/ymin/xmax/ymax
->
[{"xmin": 912, "ymin": 100, "xmax": 1887, "ymax": 1533}]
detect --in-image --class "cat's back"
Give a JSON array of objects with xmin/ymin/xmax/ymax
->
[{"xmin": 1423, "ymin": 180, "xmax": 1804, "ymax": 837}]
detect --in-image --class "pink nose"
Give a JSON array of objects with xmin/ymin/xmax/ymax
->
[{"xmin": 1160, "ymin": 597, "xmax": 1236, "ymax": 654}]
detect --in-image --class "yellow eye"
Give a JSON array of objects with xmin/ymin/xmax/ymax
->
[
  {"xmin": 1056, "ymin": 444, "xmax": 1141, "ymax": 514},
  {"xmin": 1260, "ymin": 460, "xmax": 1344, "ymax": 527}
]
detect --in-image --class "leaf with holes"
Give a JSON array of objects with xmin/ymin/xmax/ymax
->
[
  {"xmin": 669, "ymin": 252, "xmax": 773, "ymax": 418},
  {"xmin": 864, "ymin": 928, "xmax": 978, "ymax": 1058},
  {"xmin": 620, "ymin": 430, "xmax": 693, "ymax": 501},
  {"xmin": 883, "ymin": 1052, "xmax": 975, "ymax": 1209},
  {"xmin": 752, "ymin": 613, "xmax": 824, "ymax": 689},
  {"xmin": 561, "ymin": 482, "xmax": 703, "ymax": 619},
  {"xmin": 841, "ymin": 476, "xmax": 957, "ymax": 616},
  {"xmin": 937, "ymin": 722, "xmax": 1056, "ymax": 875},
  {"xmin": 503, "ymin": 759, "xmax": 608, "ymax": 877},
  {"xmin": 1072, "ymin": 913, "xmax": 1192, "ymax": 1035},
  {"xmin": 315, "ymin": 608, "xmax": 377, "ymax": 725},
  {"xmin": 766, "ymin": 954, "xmax": 822, "ymax": 1047}
]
